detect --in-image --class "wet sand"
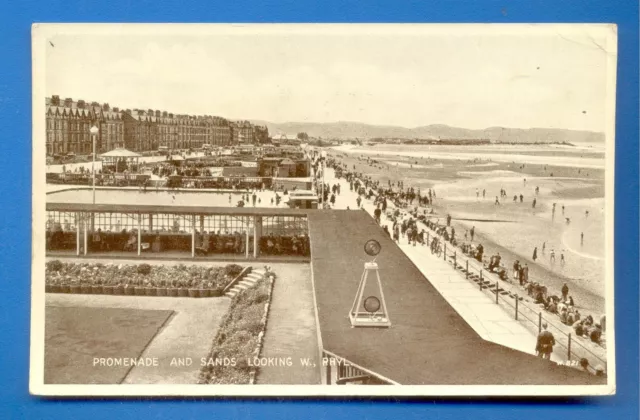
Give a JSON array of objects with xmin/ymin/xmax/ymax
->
[{"xmin": 327, "ymin": 146, "xmax": 607, "ymax": 316}]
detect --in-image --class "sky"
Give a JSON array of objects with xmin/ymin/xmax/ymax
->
[{"xmin": 43, "ymin": 25, "xmax": 616, "ymax": 131}]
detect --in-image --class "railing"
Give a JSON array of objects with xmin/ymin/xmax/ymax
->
[
  {"xmin": 321, "ymin": 350, "xmax": 397, "ymax": 385},
  {"xmin": 419, "ymin": 226, "xmax": 607, "ymax": 375},
  {"xmin": 336, "ymin": 169, "xmax": 608, "ymax": 376}
]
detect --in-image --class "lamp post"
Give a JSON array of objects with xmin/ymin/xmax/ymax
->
[{"xmin": 90, "ymin": 125, "xmax": 99, "ymax": 204}]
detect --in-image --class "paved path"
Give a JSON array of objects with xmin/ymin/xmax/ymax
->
[
  {"xmin": 322, "ymin": 167, "xmax": 568, "ymax": 363},
  {"xmin": 257, "ymin": 264, "xmax": 322, "ymax": 384},
  {"xmin": 46, "ymin": 293, "xmax": 230, "ymax": 384}
]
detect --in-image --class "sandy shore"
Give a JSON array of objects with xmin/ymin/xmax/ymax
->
[{"xmin": 327, "ymin": 146, "xmax": 607, "ymax": 315}]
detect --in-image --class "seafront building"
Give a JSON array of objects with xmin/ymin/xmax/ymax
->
[{"xmin": 45, "ymin": 96, "xmax": 269, "ymax": 155}]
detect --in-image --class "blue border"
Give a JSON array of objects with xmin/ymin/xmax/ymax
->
[{"xmin": 0, "ymin": 0, "xmax": 637, "ymax": 418}]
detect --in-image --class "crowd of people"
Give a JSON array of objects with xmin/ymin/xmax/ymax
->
[{"xmin": 323, "ymin": 151, "xmax": 606, "ymax": 351}]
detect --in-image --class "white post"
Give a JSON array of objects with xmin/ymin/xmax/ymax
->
[
  {"xmin": 191, "ymin": 215, "xmax": 196, "ymax": 258},
  {"xmin": 253, "ymin": 216, "xmax": 258, "ymax": 259},
  {"xmin": 137, "ymin": 214, "xmax": 141, "ymax": 256},
  {"xmin": 76, "ymin": 212, "xmax": 80, "ymax": 256},
  {"xmin": 83, "ymin": 214, "xmax": 88, "ymax": 256},
  {"xmin": 245, "ymin": 222, "xmax": 249, "ymax": 258}
]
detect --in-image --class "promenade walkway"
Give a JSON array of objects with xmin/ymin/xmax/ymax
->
[
  {"xmin": 323, "ymin": 167, "xmax": 566, "ymax": 363},
  {"xmin": 257, "ymin": 264, "xmax": 322, "ymax": 384}
]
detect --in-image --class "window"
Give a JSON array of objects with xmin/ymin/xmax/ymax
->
[{"xmin": 263, "ymin": 216, "xmax": 308, "ymax": 237}]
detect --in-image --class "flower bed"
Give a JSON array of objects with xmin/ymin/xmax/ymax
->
[
  {"xmin": 198, "ymin": 271, "xmax": 276, "ymax": 384},
  {"xmin": 45, "ymin": 260, "xmax": 245, "ymax": 298}
]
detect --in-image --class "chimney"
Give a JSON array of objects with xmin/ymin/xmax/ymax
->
[
  {"xmin": 162, "ymin": 111, "xmax": 168, "ymax": 117},
  {"xmin": 102, "ymin": 103, "xmax": 110, "ymax": 111},
  {"xmin": 77, "ymin": 100, "xmax": 85, "ymax": 109},
  {"xmin": 51, "ymin": 95, "xmax": 60, "ymax": 106},
  {"xmin": 155, "ymin": 110, "xmax": 161, "ymax": 117},
  {"xmin": 113, "ymin": 107, "xmax": 119, "ymax": 112},
  {"xmin": 64, "ymin": 97, "xmax": 73, "ymax": 108}
]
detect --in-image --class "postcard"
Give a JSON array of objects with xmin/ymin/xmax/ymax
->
[{"xmin": 30, "ymin": 23, "xmax": 616, "ymax": 396}]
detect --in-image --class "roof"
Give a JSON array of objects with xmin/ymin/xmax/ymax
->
[
  {"xmin": 280, "ymin": 158, "xmax": 296, "ymax": 165},
  {"xmin": 307, "ymin": 210, "xmax": 605, "ymax": 386},
  {"xmin": 100, "ymin": 148, "xmax": 142, "ymax": 158},
  {"xmin": 45, "ymin": 202, "xmax": 310, "ymax": 217}
]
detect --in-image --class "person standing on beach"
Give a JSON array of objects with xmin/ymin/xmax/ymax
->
[
  {"xmin": 495, "ymin": 196, "xmax": 500, "ymax": 205},
  {"xmin": 532, "ymin": 198, "xmax": 537, "ymax": 208},
  {"xmin": 532, "ymin": 247, "xmax": 538, "ymax": 262},
  {"xmin": 476, "ymin": 188, "xmax": 479, "ymax": 199},
  {"xmin": 560, "ymin": 253, "xmax": 565, "ymax": 266},
  {"xmin": 519, "ymin": 194, "xmax": 524, "ymax": 203},
  {"xmin": 562, "ymin": 205, "xmax": 565, "ymax": 215},
  {"xmin": 581, "ymin": 232, "xmax": 584, "ymax": 246},
  {"xmin": 482, "ymin": 189, "xmax": 486, "ymax": 199},
  {"xmin": 470, "ymin": 226, "xmax": 475, "ymax": 242}
]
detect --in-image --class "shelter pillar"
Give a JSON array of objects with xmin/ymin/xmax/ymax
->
[
  {"xmin": 192, "ymin": 215, "xmax": 196, "ymax": 258},
  {"xmin": 253, "ymin": 216, "xmax": 262, "ymax": 258},
  {"xmin": 137, "ymin": 214, "xmax": 141, "ymax": 256},
  {"xmin": 75, "ymin": 212, "xmax": 80, "ymax": 256}
]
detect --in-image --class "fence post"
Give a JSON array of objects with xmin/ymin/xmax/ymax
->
[
  {"xmin": 515, "ymin": 294, "xmax": 519, "ymax": 320},
  {"xmin": 538, "ymin": 312, "xmax": 542, "ymax": 333},
  {"xmin": 567, "ymin": 333, "xmax": 572, "ymax": 361},
  {"xmin": 465, "ymin": 260, "xmax": 469, "ymax": 279},
  {"xmin": 495, "ymin": 281, "xmax": 499, "ymax": 304},
  {"xmin": 453, "ymin": 251, "xmax": 457, "ymax": 268}
]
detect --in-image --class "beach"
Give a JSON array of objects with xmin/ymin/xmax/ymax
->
[{"xmin": 328, "ymin": 143, "xmax": 607, "ymax": 316}]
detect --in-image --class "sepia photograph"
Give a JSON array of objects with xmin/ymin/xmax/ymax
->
[{"xmin": 30, "ymin": 23, "xmax": 617, "ymax": 396}]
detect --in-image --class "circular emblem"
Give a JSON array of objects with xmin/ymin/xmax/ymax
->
[
  {"xmin": 363, "ymin": 296, "xmax": 381, "ymax": 313},
  {"xmin": 364, "ymin": 239, "xmax": 382, "ymax": 256}
]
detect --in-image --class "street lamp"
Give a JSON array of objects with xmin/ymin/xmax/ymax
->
[{"xmin": 90, "ymin": 125, "xmax": 99, "ymax": 204}]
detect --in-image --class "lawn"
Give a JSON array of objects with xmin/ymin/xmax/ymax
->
[{"xmin": 44, "ymin": 306, "xmax": 173, "ymax": 384}]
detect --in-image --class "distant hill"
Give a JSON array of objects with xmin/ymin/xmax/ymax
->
[{"xmin": 249, "ymin": 120, "xmax": 604, "ymax": 144}]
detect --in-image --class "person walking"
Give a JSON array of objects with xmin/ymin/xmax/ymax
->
[
  {"xmin": 561, "ymin": 283, "xmax": 569, "ymax": 301},
  {"xmin": 536, "ymin": 323, "xmax": 556, "ymax": 360},
  {"xmin": 550, "ymin": 248, "xmax": 555, "ymax": 263},
  {"xmin": 470, "ymin": 226, "xmax": 475, "ymax": 242},
  {"xmin": 532, "ymin": 246, "xmax": 538, "ymax": 262}
]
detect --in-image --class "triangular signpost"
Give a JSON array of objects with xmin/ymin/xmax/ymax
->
[{"xmin": 349, "ymin": 239, "xmax": 391, "ymax": 328}]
